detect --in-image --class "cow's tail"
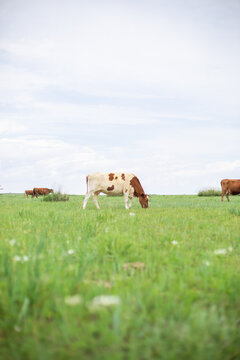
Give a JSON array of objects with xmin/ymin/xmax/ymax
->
[{"xmin": 86, "ymin": 176, "xmax": 88, "ymax": 193}]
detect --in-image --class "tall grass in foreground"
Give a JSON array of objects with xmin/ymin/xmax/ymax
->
[
  {"xmin": 0, "ymin": 194, "xmax": 240, "ymax": 360},
  {"xmin": 229, "ymin": 207, "xmax": 240, "ymax": 216}
]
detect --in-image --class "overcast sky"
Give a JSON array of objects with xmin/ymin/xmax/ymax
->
[{"xmin": 0, "ymin": 0, "xmax": 240, "ymax": 195}]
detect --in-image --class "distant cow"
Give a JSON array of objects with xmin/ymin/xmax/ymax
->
[
  {"xmin": 221, "ymin": 179, "xmax": 240, "ymax": 201},
  {"xmin": 24, "ymin": 190, "xmax": 33, "ymax": 198},
  {"xmin": 83, "ymin": 172, "xmax": 149, "ymax": 209},
  {"xmin": 32, "ymin": 188, "xmax": 53, "ymax": 198}
]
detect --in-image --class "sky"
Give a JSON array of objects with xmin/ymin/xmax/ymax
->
[{"xmin": 0, "ymin": 0, "xmax": 240, "ymax": 195}]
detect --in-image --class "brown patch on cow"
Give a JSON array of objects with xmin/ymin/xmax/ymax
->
[
  {"xmin": 115, "ymin": 176, "xmax": 118, "ymax": 179},
  {"xmin": 86, "ymin": 176, "xmax": 89, "ymax": 192},
  {"xmin": 125, "ymin": 189, "xmax": 128, "ymax": 193},
  {"xmin": 107, "ymin": 185, "xmax": 114, "ymax": 191},
  {"xmin": 123, "ymin": 262, "xmax": 146, "ymax": 271},
  {"xmin": 108, "ymin": 173, "xmax": 115, "ymax": 181},
  {"xmin": 130, "ymin": 176, "xmax": 145, "ymax": 197},
  {"xmin": 130, "ymin": 176, "xmax": 149, "ymax": 208},
  {"xmin": 121, "ymin": 173, "xmax": 125, "ymax": 181}
]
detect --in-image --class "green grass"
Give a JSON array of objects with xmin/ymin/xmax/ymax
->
[
  {"xmin": 0, "ymin": 194, "xmax": 240, "ymax": 360},
  {"xmin": 198, "ymin": 188, "xmax": 222, "ymax": 196},
  {"xmin": 43, "ymin": 191, "xmax": 69, "ymax": 202}
]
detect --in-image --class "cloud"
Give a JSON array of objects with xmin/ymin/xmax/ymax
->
[
  {"xmin": 1, "ymin": 0, "xmax": 240, "ymax": 126},
  {"xmin": 135, "ymin": 126, "xmax": 240, "ymax": 158},
  {"xmin": 1, "ymin": 0, "xmax": 239, "ymax": 104},
  {"xmin": 0, "ymin": 120, "xmax": 26, "ymax": 135},
  {"xmin": 172, "ymin": 160, "xmax": 240, "ymax": 177},
  {"xmin": 0, "ymin": 136, "xmax": 112, "ymax": 193},
  {"xmin": 0, "ymin": 64, "xmax": 52, "ymax": 106}
]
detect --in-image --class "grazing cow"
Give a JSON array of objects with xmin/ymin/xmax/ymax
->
[
  {"xmin": 32, "ymin": 188, "xmax": 53, "ymax": 198},
  {"xmin": 24, "ymin": 190, "xmax": 34, "ymax": 198},
  {"xmin": 83, "ymin": 172, "xmax": 149, "ymax": 209},
  {"xmin": 221, "ymin": 179, "xmax": 240, "ymax": 202}
]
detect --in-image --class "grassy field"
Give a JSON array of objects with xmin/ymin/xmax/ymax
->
[{"xmin": 0, "ymin": 194, "xmax": 240, "ymax": 360}]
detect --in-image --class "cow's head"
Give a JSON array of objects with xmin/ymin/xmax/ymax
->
[
  {"xmin": 138, "ymin": 193, "xmax": 149, "ymax": 208},
  {"xmin": 49, "ymin": 189, "xmax": 54, "ymax": 193}
]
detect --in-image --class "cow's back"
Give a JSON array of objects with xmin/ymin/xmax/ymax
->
[
  {"xmin": 87, "ymin": 172, "xmax": 135, "ymax": 195},
  {"xmin": 33, "ymin": 187, "xmax": 52, "ymax": 196}
]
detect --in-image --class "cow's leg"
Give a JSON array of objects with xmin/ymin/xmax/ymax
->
[
  {"xmin": 226, "ymin": 192, "xmax": 230, "ymax": 202},
  {"xmin": 93, "ymin": 191, "xmax": 100, "ymax": 209},
  {"xmin": 221, "ymin": 191, "xmax": 225, "ymax": 201},
  {"xmin": 124, "ymin": 191, "xmax": 129, "ymax": 209},
  {"xmin": 83, "ymin": 192, "xmax": 93, "ymax": 209},
  {"xmin": 128, "ymin": 196, "xmax": 133, "ymax": 208}
]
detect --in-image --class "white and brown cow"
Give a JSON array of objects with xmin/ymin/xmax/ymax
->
[{"xmin": 83, "ymin": 172, "xmax": 149, "ymax": 209}]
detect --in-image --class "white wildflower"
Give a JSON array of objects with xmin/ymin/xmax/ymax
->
[
  {"xmin": 13, "ymin": 255, "xmax": 21, "ymax": 262},
  {"xmin": 23, "ymin": 255, "xmax": 29, "ymax": 262},
  {"xmin": 228, "ymin": 246, "xmax": 233, "ymax": 252},
  {"xmin": 214, "ymin": 249, "xmax": 227, "ymax": 255},
  {"xmin": 14, "ymin": 325, "xmax": 21, "ymax": 332},
  {"xmin": 90, "ymin": 295, "xmax": 121, "ymax": 310},
  {"xmin": 129, "ymin": 212, "xmax": 135, "ymax": 216},
  {"xmin": 204, "ymin": 261, "xmax": 210, "ymax": 266},
  {"xmin": 105, "ymin": 227, "xmax": 109, "ymax": 233},
  {"xmin": 9, "ymin": 239, "xmax": 16, "ymax": 246},
  {"xmin": 64, "ymin": 295, "xmax": 82, "ymax": 306},
  {"xmin": 172, "ymin": 240, "xmax": 178, "ymax": 245},
  {"xmin": 68, "ymin": 249, "xmax": 74, "ymax": 255}
]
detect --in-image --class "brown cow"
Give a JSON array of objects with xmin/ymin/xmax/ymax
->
[
  {"xmin": 32, "ymin": 188, "xmax": 53, "ymax": 198},
  {"xmin": 221, "ymin": 179, "xmax": 240, "ymax": 201},
  {"xmin": 24, "ymin": 190, "xmax": 34, "ymax": 198}
]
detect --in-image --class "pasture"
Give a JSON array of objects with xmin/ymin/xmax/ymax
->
[{"xmin": 0, "ymin": 194, "xmax": 240, "ymax": 360}]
